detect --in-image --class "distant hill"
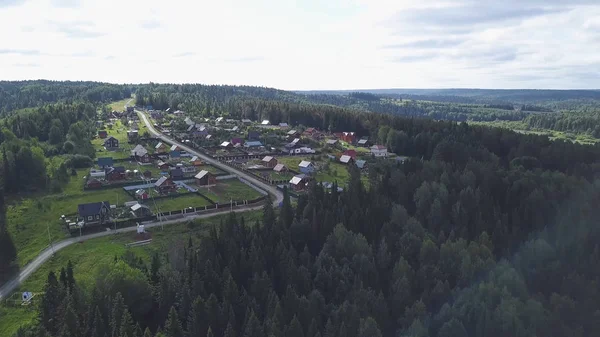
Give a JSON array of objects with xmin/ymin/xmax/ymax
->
[{"xmin": 297, "ymin": 88, "xmax": 600, "ymax": 104}]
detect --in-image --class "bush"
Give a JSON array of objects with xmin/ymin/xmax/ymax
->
[{"xmin": 64, "ymin": 154, "xmax": 93, "ymax": 168}]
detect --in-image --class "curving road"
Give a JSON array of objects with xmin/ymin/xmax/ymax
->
[
  {"xmin": 0, "ymin": 106, "xmax": 283, "ymax": 300},
  {"xmin": 137, "ymin": 110, "xmax": 283, "ymax": 206}
]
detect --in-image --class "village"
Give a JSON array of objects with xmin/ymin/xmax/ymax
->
[{"xmin": 69, "ymin": 105, "xmax": 406, "ymax": 235}]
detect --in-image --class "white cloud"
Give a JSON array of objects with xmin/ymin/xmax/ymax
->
[{"xmin": 0, "ymin": 0, "xmax": 598, "ymax": 89}]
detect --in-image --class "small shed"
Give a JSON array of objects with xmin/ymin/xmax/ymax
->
[
  {"xmin": 135, "ymin": 189, "xmax": 148, "ymax": 200},
  {"xmin": 273, "ymin": 164, "xmax": 287, "ymax": 172},
  {"xmin": 262, "ymin": 156, "xmax": 278, "ymax": 168},
  {"xmin": 194, "ymin": 170, "xmax": 216, "ymax": 186},
  {"xmin": 190, "ymin": 156, "xmax": 203, "ymax": 166},
  {"xmin": 339, "ymin": 155, "xmax": 353, "ymax": 164}
]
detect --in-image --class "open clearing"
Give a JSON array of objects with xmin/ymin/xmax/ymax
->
[
  {"xmin": 149, "ymin": 193, "xmax": 214, "ymax": 212},
  {"xmin": 197, "ymin": 179, "xmax": 263, "ymax": 203},
  {"xmin": 0, "ymin": 210, "xmax": 262, "ymax": 337},
  {"xmin": 107, "ymin": 97, "xmax": 133, "ymax": 112},
  {"xmin": 7, "ymin": 169, "xmax": 133, "ymax": 267}
]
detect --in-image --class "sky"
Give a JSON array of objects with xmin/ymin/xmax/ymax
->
[{"xmin": 0, "ymin": 0, "xmax": 599, "ymax": 90}]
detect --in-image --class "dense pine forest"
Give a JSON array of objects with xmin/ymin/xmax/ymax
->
[
  {"xmin": 2, "ymin": 81, "xmax": 600, "ymax": 336},
  {"xmin": 0, "ymin": 81, "xmax": 131, "ymax": 116}
]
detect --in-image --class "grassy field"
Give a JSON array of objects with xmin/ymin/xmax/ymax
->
[
  {"xmin": 7, "ymin": 169, "xmax": 133, "ymax": 267},
  {"xmin": 121, "ymin": 161, "xmax": 165, "ymax": 178},
  {"xmin": 469, "ymin": 120, "xmax": 600, "ymax": 145},
  {"xmin": 93, "ymin": 120, "xmax": 136, "ymax": 159},
  {"xmin": 197, "ymin": 179, "xmax": 263, "ymax": 203},
  {"xmin": 0, "ymin": 210, "xmax": 263, "ymax": 337},
  {"xmin": 107, "ymin": 97, "xmax": 133, "ymax": 112},
  {"xmin": 315, "ymin": 162, "xmax": 351, "ymax": 183},
  {"xmin": 149, "ymin": 193, "xmax": 214, "ymax": 212},
  {"xmin": 199, "ymin": 164, "xmax": 226, "ymax": 175},
  {"xmin": 267, "ymin": 171, "xmax": 295, "ymax": 181},
  {"xmin": 277, "ymin": 156, "xmax": 313, "ymax": 170}
]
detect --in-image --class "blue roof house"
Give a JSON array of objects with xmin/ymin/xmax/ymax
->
[
  {"xmin": 244, "ymin": 141, "xmax": 263, "ymax": 148},
  {"xmin": 98, "ymin": 157, "xmax": 114, "ymax": 168}
]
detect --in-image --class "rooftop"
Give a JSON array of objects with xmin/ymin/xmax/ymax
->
[
  {"xmin": 299, "ymin": 160, "xmax": 312, "ymax": 168},
  {"xmin": 194, "ymin": 170, "xmax": 210, "ymax": 180}
]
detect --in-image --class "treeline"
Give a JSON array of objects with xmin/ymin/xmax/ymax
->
[
  {"xmin": 0, "ymin": 102, "xmax": 98, "ymax": 194},
  {"xmin": 525, "ymin": 113, "xmax": 600, "ymax": 137},
  {"xmin": 134, "ymin": 84, "xmax": 533, "ymax": 122},
  {"xmin": 0, "ymin": 80, "xmax": 131, "ymax": 115},
  {"xmin": 19, "ymin": 156, "xmax": 600, "ymax": 336}
]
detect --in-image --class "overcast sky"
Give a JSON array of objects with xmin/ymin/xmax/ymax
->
[{"xmin": 0, "ymin": 0, "xmax": 599, "ymax": 90}]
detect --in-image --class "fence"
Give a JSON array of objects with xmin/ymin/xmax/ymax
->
[
  {"xmin": 219, "ymin": 158, "xmax": 296, "ymax": 186},
  {"xmin": 84, "ymin": 178, "xmax": 159, "ymax": 191}
]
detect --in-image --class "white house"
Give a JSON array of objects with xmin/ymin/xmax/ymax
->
[
  {"xmin": 370, "ymin": 145, "xmax": 388, "ymax": 157},
  {"xmin": 292, "ymin": 147, "xmax": 315, "ymax": 154}
]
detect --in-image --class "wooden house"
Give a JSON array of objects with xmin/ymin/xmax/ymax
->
[
  {"xmin": 262, "ymin": 156, "xmax": 278, "ymax": 168},
  {"xmin": 341, "ymin": 132, "xmax": 356, "ymax": 143},
  {"xmin": 189, "ymin": 156, "xmax": 203, "ymax": 166},
  {"xmin": 343, "ymin": 149, "xmax": 357, "ymax": 159},
  {"xmin": 273, "ymin": 164, "xmax": 287, "ymax": 172},
  {"xmin": 155, "ymin": 142, "xmax": 168, "ymax": 154},
  {"xmin": 103, "ymin": 136, "xmax": 119, "ymax": 150},
  {"xmin": 105, "ymin": 166, "xmax": 126, "ymax": 181},
  {"xmin": 131, "ymin": 145, "xmax": 150, "ymax": 163},
  {"xmin": 195, "ymin": 170, "xmax": 217, "ymax": 186},
  {"xmin": 298, "ymin": 161, "xmax": 315, "ymax": 174},
  {"xmin": 370, "ymin": 145, "xmax": 388, "ymax": 157},
  {"xmin": 78, "ymin": 201, "xmax": 110, "ymax": 226},
  {"xmin": 289, "ymin": 174, "xmax": 308, "ymax": 191},
  {"xmin": 154, "ymin": 176, "xmax": 176, "ymax": 194},
  {"xmin": 98, "ymin": 130, "xmax": 108, "ymax": 139}
]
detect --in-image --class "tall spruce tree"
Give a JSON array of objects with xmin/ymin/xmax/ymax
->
[{"xmin": 164, "ymin": 306, "xmax": 184, "ymax": 337}]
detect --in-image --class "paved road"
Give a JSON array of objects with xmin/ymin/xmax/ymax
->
[
  {"xmin": 137, "ymin": 110, "xmax": 284, "ymax": 206},
  {"xmin": 0, "ymin": 106, "xmax": 283, "ymax": 300},
  {"xmin": 0, "ymin": 205, "xmax": 263, "ymax": 300}
]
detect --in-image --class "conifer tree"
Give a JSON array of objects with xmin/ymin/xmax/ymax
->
[{"xmin": 164, "ymin": 306, "xmax": 184, "ymax": 337}]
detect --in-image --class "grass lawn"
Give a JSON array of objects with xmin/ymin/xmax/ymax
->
[
  {"xmin": 316, "ymin": 162, "xmax": 351, "ymax": 183},
  {"xmin": 277, "ymin": 156, "xmax": 312, "ymax": 170},
  {"xmin": 200, "ymin": 164, "xmax": 226, "ymax": 175},
  {"xmin": 94, "ymin": 120, "xmax": 135, "ymax": 159},
  {"xmin": 0, "ymin": 209, "xmax": 264, "ymax": 337},
  {"xmin": 121, "ymin": 161, "xmax": 165, "ymax": 178},
  {"xmin": 149, "ymin": 193, "xmax": 214, "ymax": 212},
  {"xmin": 267, "ymin": 171, "xmax": 295, "ymax": 181},
  {"xmin": 197, "ymin": 179, "xmax": 263, "ymax": 203},
  {"xmin": 7, "ymin": 169, "xmax": 133, "ymax": 267},
  {"xmin": 107, "ymin": 97, "xmax": 133, "ymax": 112}
]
